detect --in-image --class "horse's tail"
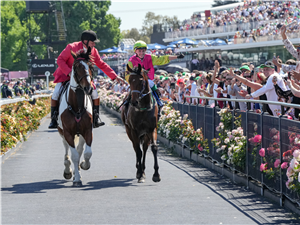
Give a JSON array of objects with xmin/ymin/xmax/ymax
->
[{"xmin": 74, "ymin": 135, "xmax": 80, "ymax": 147}]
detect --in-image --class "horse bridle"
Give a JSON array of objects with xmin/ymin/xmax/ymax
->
[
  {"xmin": 129, "ymin": 73, "xmax": 151, "ymax": 101},
  {"xmin": 73, "ymin": 58, "xmax": 93, "ymax": 86}
]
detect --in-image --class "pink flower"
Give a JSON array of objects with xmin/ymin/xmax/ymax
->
[
  {"xmin": 253, "ymin": 135, "xmax": 262, "ymax": 143},
  {"xmin": 274, "ymin": 159, "xmax": 281, "ymax": 168},
  {"xmin": 198, "ymin": 144, "xmax": 203, "ymax": 151},
  {"xmin": 260, "ymin": 163, "xmax": 267, "ymax": 171},
  {"xmin": 281, "ymin": 162, "xmax": 288, "ymax": 169},
  {"xmin": 259, "ymin": 148, "xmax": 265, "ymax": 157}
]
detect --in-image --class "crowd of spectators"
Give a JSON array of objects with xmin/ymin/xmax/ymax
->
[
  {"xmin": 1, "ymin": 79, "xmax": 45, "ymax": 99},
  {"xmin": 99, "ymin": 24, "xmax": 300, "ymax": 121},
  {"xmin": 100, "ymin": 53, "xmax": 127, "ymax": 60},
  {"xmin": 168, "ymin": 0, "xmax": 300, "ymax": 41}
]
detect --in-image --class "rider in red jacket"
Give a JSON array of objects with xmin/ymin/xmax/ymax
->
[{"xmin": 48, "ymin": 30, "xmax": 123, "ymax": 129}]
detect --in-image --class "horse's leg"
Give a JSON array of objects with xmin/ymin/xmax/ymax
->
[
  {"xmin": 129, "ymin": 129, "xmax": 144, "ymax": 183},
  {"xmin": 151, "ymin": 128, "xmax": 161, "ymax": 182},
  {"xmin": 65, "ymin": 132, "xmax": 82, "ymax": 186},
  {"xmin": 80, "ymin": 130, "xmax": 92, "ymax": 170},
  {"xmin": 63, "ymin": 137, "xmax": 72, "ymax": 179},
  {"xmin": 141, "ymin": 135, "xmax": 150, "ymax": 180}
]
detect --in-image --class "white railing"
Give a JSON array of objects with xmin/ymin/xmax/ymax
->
[
  {"xmin": 165, "ymin": 19, "xmax": 286, "ymax": 39},
  {"xmin": 184, "ymin": 95, "xmax": 300, "ymax": 111},
  {"xmin": 0, "ymin": 93, "xmax": 52, "ymax": 106}
]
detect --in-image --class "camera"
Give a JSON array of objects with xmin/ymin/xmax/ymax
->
[{"xmin": 276, "ymin": 24, "xmax": 283, "ymax": 29}]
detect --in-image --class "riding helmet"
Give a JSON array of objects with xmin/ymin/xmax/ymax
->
[{"xmin": 81, "ymin": 30, "xmax": 100, "ymax": 43}]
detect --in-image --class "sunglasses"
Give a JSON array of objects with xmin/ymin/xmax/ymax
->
[
  {"xmin": 244, "ymin": 76, "xmax": 251, "ymax": 78},
  {"xmin": 226, "ymin": 78, "xmax": 232, "ymax": 80},
  {"xmin": 179, "ymin": 82, "xmax": 184, "ymax": 84}
]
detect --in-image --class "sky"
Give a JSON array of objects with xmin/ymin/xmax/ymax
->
[{"xmin": 107, "ymin": 0, "xmax": 215, "ymax": 31}]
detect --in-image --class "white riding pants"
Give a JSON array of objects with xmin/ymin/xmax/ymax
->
[{"xmin": 52, "ymin": 82, "xmax": 98, "ymax": 100}]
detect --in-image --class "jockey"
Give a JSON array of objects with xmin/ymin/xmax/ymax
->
[
  {"xmin": 125, "ymin": 40, "xmax": 184, "ymax": 116},
  {"xmin": 48, "ymin": 30, "xmax": 123, "ymax": 129}
]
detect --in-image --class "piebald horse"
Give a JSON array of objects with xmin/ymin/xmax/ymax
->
[
  {"xmin": 57, "ymin": 47, "xmax": 94, "ymax": 187},
  {"xmin": 121, "ymin": 64, "xmax": 161, "ymax": 183}
]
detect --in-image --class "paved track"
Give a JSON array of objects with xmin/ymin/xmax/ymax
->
[{"xmin": 2, "ymin": 107, "xmax": 300, "ymax": 224}]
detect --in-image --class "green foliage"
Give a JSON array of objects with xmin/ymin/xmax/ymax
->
[
  {"xmin": 1, "ymin": 97, "xmax": 51, "ymax": 154},
  {"xmin": 60, "ymin": 1, "xmax": 121, "ymax": 52},
  {"xmin": 1, "ymin": 1, "xmax": 121, "ymax": 70}
]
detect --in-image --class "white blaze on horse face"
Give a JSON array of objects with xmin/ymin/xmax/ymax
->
[
  {"xmin": 70, "ymin": 68, "xmax": 77, "ymax": 91},
  {"xmin": 80, "ymin": 61, "xmax": 91, "ymax": 83}
]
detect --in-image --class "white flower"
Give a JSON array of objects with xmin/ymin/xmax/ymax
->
[
  {"xmin": 196, "ymin": 137, "xmax": 200, "ymax": 141},
  {"xmin": 227, "ymin": 131, "xmax": 231, "ymax": 136},
  {"xmin": 216, "ymin": 148, "xmax": 222, "ymax": 152},
  {"xmin": 290, "ymin": 158, "xmax": 299, "ymax": 169},
  {"xmin": 224, "ymin": 138, "xmax": 230, "ymax": 144},
  {"xmin": 227, "ymin": 159, "xmax": 231, "ymax": 165},
  {"xmin": 221, "ymin": 145, "xmax": 226, "ymax": 150},
  {"xmin": 221, "ymin": 155, "xmax": 226, "ymax": 160}
]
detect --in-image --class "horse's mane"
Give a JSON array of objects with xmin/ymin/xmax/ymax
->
[{"xmin": 130, "ymin": 65, "xmax": 149, "ymax": 79}]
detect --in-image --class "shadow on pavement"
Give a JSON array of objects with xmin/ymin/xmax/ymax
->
[
  {"xmin": 1, "ymin": 179, "xmax": 68, "ymax": 194},
  {"xmin": 81, "ymin": 178, "xmax": 135, "ymax": 191}
]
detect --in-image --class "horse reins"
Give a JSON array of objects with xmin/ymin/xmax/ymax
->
[
  {"xmin": 67, "ymin": 58, "xmax": 93, "ymax": 134},
  {"xmin": 129, "ymin": 72, "xmax": 153, "ymax": 111}
]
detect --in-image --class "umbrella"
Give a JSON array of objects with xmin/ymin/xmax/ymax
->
[
  {"xmin": 166, "ymin": 44, "xmax": 177, "ymax": 48},
  {"xmin": 211, "ymin": 38, "xmax": 227, "ymax": 46},
  {"xmin": 155, "ymin": 69, "xmax": 168, "ymax": 75},
  {"xmin": 147, "ymin": 43, "xmax": 167, "ymax": 50},
  {"xmin": 164, "ymin": 64, "xmax": 183, "ymax": 73},
  {"xmin": 99, "ymin": 46, "xmax": 127, "ymax": 53},
  {"xmin": 170, "ymin": 38, "xmax": 198, "ymax": 45}
]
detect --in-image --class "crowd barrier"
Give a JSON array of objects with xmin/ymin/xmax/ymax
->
[
  {"xmin": 165, "ymin": 19, "xmax": 286, "ymax": 39},
  {"xmin": 0, "ymin": 92, "xmax": 52, "ymax": 106},
  {"xmin": 171, "ymin": 96, "xmax": 300, "ymax": 206}
]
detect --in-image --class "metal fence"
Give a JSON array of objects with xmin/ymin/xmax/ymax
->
[{"xmin": 171, "ymin": 96, "xmax": 300, "ymax": 205}]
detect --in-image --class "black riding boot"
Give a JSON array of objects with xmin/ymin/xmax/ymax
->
[
  {"xmin": 93, "ymin": 105, "xmax": 105, "ymax": 128},
  {"xmin": 48, "ymin": 107, "xmax": 58, "ymax": 129}
]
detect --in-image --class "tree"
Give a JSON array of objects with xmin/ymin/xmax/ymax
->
[
  {"xmin": 1, "ymin": 1, "xmax": 46, "ymax": 71},
  {"xmin": 1, "ymin": 1, "xmax": 121, "ymax": 71},
  {"xmin": 140, "ymin": 12, "xmax": 163, "ymax": 37},
  {"xmin": 212, "ymin": 0, "xmax": 239, "ymax": 7},
  {"xmin": 121, "ymin": 28, "xmax": 150, "ymax": 44},
  {"xmin": 60, "ymin": 1, "xmax": 121, "ymax": 52}
]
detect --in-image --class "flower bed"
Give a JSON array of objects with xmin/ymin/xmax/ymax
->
[
  {"xmin": 1, "ymin": 97, "xmax": 51, "ymax": 154},
  {"xmin": 98, "ymin": 89, "xmax": 300, "ymax": 195}
]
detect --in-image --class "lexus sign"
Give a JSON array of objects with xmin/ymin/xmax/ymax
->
[{"xmin": 31, "ymin": 59, "xmax": 56, "ymax": 75}]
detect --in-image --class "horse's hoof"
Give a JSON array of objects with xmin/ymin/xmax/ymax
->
[
  {"xmin": 80, "ymin": 161, "xmax": 90, "ymax": 170},
  {"xmin": 152, "ymin": 175, "xmax": 161, "ymax": 182},
  {"xmin": 136, "ymin": 173, "xmax": 146, "ymax": 179},
  {"xmin": 138, "ymin": 177, "xmax": 145, "ymax": 183},
  {"xmin": 72, "ymin": 181, "xmax": 82, "ymax": 187},
  {"xmin": 63, "ymin": 172, "xmax": 72, "ymax": 180}
]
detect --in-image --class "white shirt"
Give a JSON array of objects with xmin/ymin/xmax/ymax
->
[
  {"xmin": 251, "ymin": 72, "xmax": 287, "ymax": 116},
  {"xmin": 190, "ymin": 82, "xmax": 197, "ymax": 104},
  {"xmin": 113, "ymin": 84, "xmax": 119, "ymax": 92}
]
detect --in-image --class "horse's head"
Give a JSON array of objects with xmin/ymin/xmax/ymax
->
[
  {"xmin": 71, "ymin": 47, "xmax": 94, "ymax": 95},
  {"xmin": 126, "ymin": 64, "xmax": 149, "ymax": 107}
]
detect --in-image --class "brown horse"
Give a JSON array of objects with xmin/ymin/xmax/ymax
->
[
  {"xmin": 121, "ymin": 64, "xmax": 160, "ymax": 183},
  {"xmin": 57, "ymin": 47, "xmax": 94, "ymax": 187}
]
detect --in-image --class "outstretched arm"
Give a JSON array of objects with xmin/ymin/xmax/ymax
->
[{"xmin": 287, "ymin": 79, "xmax": 300, "ymax": 97}]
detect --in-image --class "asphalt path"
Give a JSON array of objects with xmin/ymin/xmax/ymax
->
[{"xmin": 2, "ymin": 107, "xmax": 300, "ymax": 224}]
